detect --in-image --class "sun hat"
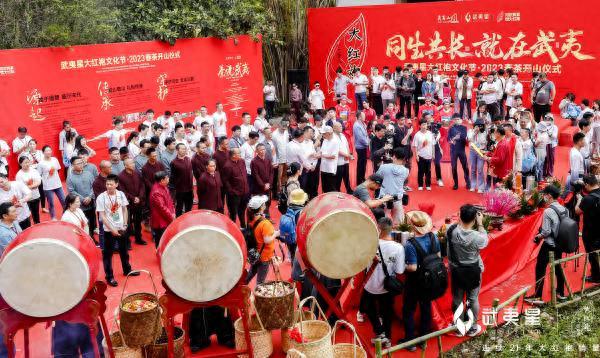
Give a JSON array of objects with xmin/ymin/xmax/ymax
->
[
  {"xmin": 289, "ymin": 189, "xmax": 309, "ymax": 206},
  {"xmin": 406, "ymin": 210, "xmax": 433, "ymax": 236},
  {"xmin": 248, "ymin": 195, "xmax": 269, "ymax": 209}
]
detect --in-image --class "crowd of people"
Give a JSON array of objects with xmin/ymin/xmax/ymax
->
[{"xmin": 0, "ymin": 65, "xmax": 598, "ymax": 354}]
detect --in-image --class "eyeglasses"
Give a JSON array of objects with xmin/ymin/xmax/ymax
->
[{"xmin": 315, "ymin": 84, "xmax": 320, "ymax": 87}]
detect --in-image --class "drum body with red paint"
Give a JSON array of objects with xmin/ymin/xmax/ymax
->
[
  {"xmin": 0, "ymin": 221, "xmax": 101, "ymax": 317},
  {"xmin": 157, "ymin": 210, "xmax": 246, "ymax": 302},
  {"xmin": 296, "ymin": 192, "xmax": 378, "ymax": 279}
]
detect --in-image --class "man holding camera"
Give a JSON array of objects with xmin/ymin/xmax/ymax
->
[
  {"xmin": 575, "ymin": 174, "xmax": 600, "ymax": 283},
  {"xmin": 371, "ymin": 124, "xmax": 391, "ymax": 173},
  {"xmin": 525, "ymin": 185, "xmax": 567, "ymax": 303},
  {"xmin": 376, "ymin": 148, "xmax": 409, "ymax": 224},
  {"xmin": 353, "ymin": 174, "xmax": 393, "ymax": 209}
]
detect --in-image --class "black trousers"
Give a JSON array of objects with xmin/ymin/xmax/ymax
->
[
  {"xmin": 127, "ymin": 205, "xmax": 143, "ymax": 243},
  {"xmin": 265, "ymin": 100, "xmax": 276, "ymax": 119},
  {"xmin": 306, "ymin": 161, "xmax": 321, "ymax": 199},
  {"xmin": 399, "ymin": 96, "xmax": 412, "ymax": 118},
  {"xmin": 459, "ymin": 98, "xmax": 472, "ymax": 119},
  {"xmin": 82, "ymin": 207, "xmax": 97, "ymax": 239},
  {"xmin": 532, "ymin": 103, "xmax": 551, "ymax": 123},
  {"xmin": 451, "ymin": 150, "xmax": 469, "ymax": 188},
  {"xmin": 189, "ymin": 307, "xmax": 234, "ymax": 346},
  {"xmin": 27, "ymin": 198, "xmax": 40, "ymax": 224},
  {"xmin": 227, "ymin": 194, "xmax": 249, "ymax": 227},
  {"xmin": 321, "ymin": 172, "xmax": 337, "ymax": 193},
  {"xmin": 534, "ymin": 242, "xmax": 565, "ymax": 297},
  {"xmin": 372, "ymin": 93, "xmax": 384, "ymax": 115},
  {"xmin": 356, "ymin": 148, "xmax": 367, "ymax": 185},
  {"xmin": 51, "ymin": 321, "xmax": 104, "ymax": 358},
  {"xmin": 486, "ymin": 102, "xmax": 499, "ymax": 119},
  {"xmin": 413, "ymin": 97, "xmax": 422, "ymax": 118},
  {"xmin": 417, "ymin": 157, "xmax": 432, "ymax": 188},
  {"xmin": 102, "ymin": 231, "xmax": 131, "ymax": 280},
  {"xmin": 434, "ymin": 145, "xmax": 442, "ymax": 181},
  {"xmin": 39, "ymin": 183, "xmax": 46, "ymax": 209},
  {"xmin": 335, "ymin": 164, "xmax": 352, "ymax": 193},
  {"xmin": 19, "ymin": 218, "xmax": 31, "ymax": 230},
  {"xmin": 363, "ymin": 291, "xmax": 395, "ymax": 338},
  {"xmin": 403, "ymin": 285, "xmax": 432, "ymax": 341},
  {"xmin": 175, "ymin": 191, "xmax": 193, "ymax": 217},
  {"xmin": 583, "ymin": 236, "xmax": 600, "ymax": 280}
]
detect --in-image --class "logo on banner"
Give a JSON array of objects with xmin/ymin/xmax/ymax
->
[
  {"xmin": 437, "ymin": 13, "xmax": 458, "ymax": 24},
  {"xmin": 325, "ymin": 13, "xmax": 367, "ymax": 95},
  {"xmin": 26, "ymin": 89, "xmax": 45, "ymax": 121},
  {"xmin": 97, "ymin": 81, "xmax": 113, "ymax": 111},
  {"xmin": 157, "ymin": 73, "xmax": 169, "ymax": 101},
  {"xmin": 453, "ymin": 302, "xmax": 474, "ymax": 336}
]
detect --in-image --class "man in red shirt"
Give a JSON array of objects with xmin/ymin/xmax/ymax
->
[
  {"xmin": 169, "ymin": 144, "xmax": 194, "ymax": 217},
  {"xmin": 335, "ymin": 95, "xmax": 352, "ymax": 122},
  {"xmin": 363, "ymin": 101, "xmax": 377, "ymax": 131},
  {"xmin": 149, "ymin": 171, "xmax": 175, "ymax": 247},
  {"xmin": 250, "ymin": 144, "xmax": 273, "ymax": 215},
  {"xmin": 485, "ymin": 126, "xmax": 510, "ymax": 184},
  {"xmin": 118, "ymin": 158, "xmax": 146, "ymax": 246},
  {"xmin": 222, "ymin": 148, "xmax": 250, "ymax": 227}
]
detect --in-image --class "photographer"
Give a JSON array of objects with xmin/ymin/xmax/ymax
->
[
  {"xmin": 393, "ymin": 115, "xmax": 414, "ymax": 170},
  {"xmin": 447, "ymin": 204, "xmax": 488, "ymax": 337},
  {"xmin": 371, "ymin": 124, "xmax": 391, "ymax": 173},
  {"xmin": 525, "ymin": 185, "xmax": 567, "ymax": 303},
  {"xmin": 353, "ymin": 174, "xmax": 393, "ymax": 209},
  {"xmin": 376, "ymin": 148, "xmax": 409, "ymax": 224},
  {"xmin": 575, "ymin": 174, "xmax": 600, "ymax": 283}
]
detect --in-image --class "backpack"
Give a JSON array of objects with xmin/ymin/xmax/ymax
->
[
  {"xmin": 279, "ymin": 209, "xmax": 301, "ymax": 245},
  {"xmin": 277, "ymin": 183, "xmax": 289, "ymax": 214},
  {"xmin": 409, "ymin": 234, "xmax": 448, "ymax": 300},
  {"xmin": 244, "ymin": 218, "xmax": 265, "ymax": 265},
  {"xmin": 549, "ymin": 205, "xmax": 579, "ymax": 254}
]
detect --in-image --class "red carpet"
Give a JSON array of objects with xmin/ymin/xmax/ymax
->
[{"xmin": 11, "ymin": 146, "xmax": 600, "ymax": 357}]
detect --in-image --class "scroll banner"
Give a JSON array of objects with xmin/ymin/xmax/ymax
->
[
  {"xmin": 308, "ymin": 0, "xmax": 600, "ymax": 108},
  {"xmin": 0, "ymin": 36, "xmax": 263, "ymax": 171}
]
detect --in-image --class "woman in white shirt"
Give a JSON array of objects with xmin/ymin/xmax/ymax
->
[
  {"xmin": 39, "ymin": 145, "xmax": 65, "ymax": 220},
  {"xmin": 534, "ymin": 122, "xmax": 550, "ymax": 181},
  {"xmin": 467, "ymin": 120, "xmax": 488, "ymax": 193},
  {"xmin": 62, "ymin": 193, "xmax": 89, "ymax": 233},
  {"xmin": 16, "ymin": 156, "xmax": 42, "ymax": 224},
  {"xmin": 516, "ymin": 128, "xmax": 535, "ymax": 176},
  {"xmin": 126, "ymin": 132, "xmax": 141, "ymax": 157},
  {"xmin": 20, "ymin": 139, "xmax": 47, "ymax": 213},
  {"xmin": 381, "ymin": 73, "xmax": 396, "ymax": 110}
]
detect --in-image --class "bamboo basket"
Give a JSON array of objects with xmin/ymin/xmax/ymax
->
[
  {"xmin": 331, "ymin": 320, "xmax": 366, "ymax": 358},
  {"xmin": 254, "ymin": 280, "xmax": 295, "ymax": 330},
  {"xmin": 234, "ymin": 298, "xmax": 273, "ymax": 358},
  {"xmin": 286, "ymin": 296, "xmax": 333, "ymax": 358},
  {"xmin": 144, "ymin": 327, "xmax": 185, "ymax": 358},
  {"xmin": 282, "ymin": 309, "xmax": 316, "ymax": 353},
  {"xmin": 104, "ymin": 314, "xmax": 143, "ymax": 358},
  {"xmin": 119, "ymin": 270, "xmax": 162, "ymax": 348}
]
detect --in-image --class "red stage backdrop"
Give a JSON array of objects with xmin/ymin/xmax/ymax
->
[
  {"xmin": 308, "ymin": 0, "xmax": 600, "ymax": 108},
  {"xmin": 0, "ymin": 36, "xmax": 262, "ymax": 163}
]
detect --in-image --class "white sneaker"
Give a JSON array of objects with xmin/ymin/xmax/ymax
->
[
  {"xmin": 426, "ymin": 187, "xmax": 431, "ymax": 191},
  {"xmin": 437, "ymin": 180, "xmax": 444, "ymax": 187},
  {"xmin": 469, "ymin": 188, "xmax": 475, "ymax": 192},
  {"xmin": 467, "ymin": 324, "xmax": 482, "ymax": 337},
  {"xmin": 418, "ymin": 187, "xmax": 423, "ymax": 191},
  {"xmin": 477, "ymin": 189, "xmax": 484, "ymax": 194},
  {"xmin": 356, "ymin": 311, "xmax": 364, "ymax": 323}
]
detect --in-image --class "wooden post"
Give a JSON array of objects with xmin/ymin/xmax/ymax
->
[
  {"xmin": 437, "ymin": 335, "xmax": 444, "ymax": 358},
  {"xmin": 550, "ymin": 251, "xmax": 556, "ymax": 307},
  {"xmin": 374, "ymin": 339, "xmax": 382, "ymax": 358},
  {"xmin": 582, "ymin": 255, "xmax": 589, "ymax": 295}
]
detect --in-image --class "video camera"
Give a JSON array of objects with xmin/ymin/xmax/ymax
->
[{"xmin": 385, "ymin": 194, "xmax": 402, "ymax": 209}]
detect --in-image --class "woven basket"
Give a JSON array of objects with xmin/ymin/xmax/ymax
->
[
  {"xmin": 286, "ymin": 348, "xmax": 306, "ymax": 358},
  {"xmin": 106, "ymin": 331, "xmax": 143, "ymax": 358},
  {"xmin": 287, "ymin": 297, "xmax": 333, "ymax": 358},
  {"xmin": 144, "ymin": 327, "xmax": 185, "ymax": 358},
  {"xmin": 119, "ymin": 270, "xmax": 162, "ymax": 348},
  {"xmin": 254, "ymin": 280, "xmax": 295, "ymax": 330},
  {"xmin": 331, "ymin": 320, "xmax": 366, "ymax": 358},
  {"xmin": 234, "ymin": 300, "xmax": 273, "ymax": 358},
  {"xmin": 282, "ymin": 310, "xmax": 316, "ymax": 353}
]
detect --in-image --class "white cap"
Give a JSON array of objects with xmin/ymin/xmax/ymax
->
[
  {"xmin": 321, "ymin": 125, "xmax": 333, "ymax": 134},
  {"xmin": 248, "ymin": 195, "xmax": 269, "ymax": 209}
]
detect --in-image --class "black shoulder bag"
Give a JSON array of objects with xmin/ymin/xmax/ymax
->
[{"xmin": 378, "ymin": 245, "xmax": 404, "ymax": 295}]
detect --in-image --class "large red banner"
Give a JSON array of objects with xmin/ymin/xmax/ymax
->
[
  {"xmin": 0, "ymin": 36, "xmax": 263, "ymax": 162},
  {"xmin": 308, "ymin": 0, "xmax": 600, "ymax": 108}
]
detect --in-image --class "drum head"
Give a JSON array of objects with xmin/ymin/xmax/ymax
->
[
  {"xmin": 307, "ymin": 210, "xmax": 378, "ymax": 279},
  {"xmin": 0, "ymin": 239, "xmax": 90, "ymax": 317},
  {"xmin": 161, "ymin": 225, "xmax": 244, "ymax": 302}
]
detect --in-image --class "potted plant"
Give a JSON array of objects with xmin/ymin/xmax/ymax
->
[
  {"xmin": 394, "ymin": 217, "xmax": 413, "ymax": 245},
  {"xmin": 483, "ymin": 189, "xmax": 520, "ymax": 231}
]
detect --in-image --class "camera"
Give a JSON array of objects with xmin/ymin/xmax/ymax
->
[
  {"xmin": 385, "ymin": 194, "xmax": 401, "ymax": 209},
  {"xmin": 476, "ymin": 124, "xmax": 486, "ymax": 132}
]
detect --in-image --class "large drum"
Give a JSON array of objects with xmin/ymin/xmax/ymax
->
[
  {"xmin": 157, "ymin": 210, "xmax": 246, "ymax": 302},
  {"xmin": 0, "ymin": 222, "xmax": 101, "ymax": 317},
  {"xmin": 297, "ymin": 192, "xmax": 378, "ymax": 279}
]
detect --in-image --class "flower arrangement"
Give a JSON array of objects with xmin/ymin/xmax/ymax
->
[
  {"xmin": 483, "ymin": 188, "xmax": 520, "ymax": 217},
  {"xmin": 502, "ymin": 171, "xmax": 515, "ymax": 191},
  {"xmin": 508, "ymin": 189, "xmax": 545, "ymax": 219},
  {"xmin": 547, "ymin": 177, "xmax": 563, "ymax": 193},
  {"xmin": 395, "ymin": 216, "xmax": 414, "ymax": 233}
]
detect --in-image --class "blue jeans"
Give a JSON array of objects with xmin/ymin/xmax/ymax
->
[
  {"xmin": 44, "ymin": 187, "xmax": 66, "ymax": 219},
  {"xmin": 355, "ymin": 92, "xmax": 367, "ymax": 110},
  {"xmin": 51, "ymin": 321, "xmax": 104, "ymax": 358},
  {"xmin": 245, "ymin": 261, "xmax": 269, "ymax": 285},
  {"xmin": 469, "ymin": 150, "xmax": 486, "ymax": 191},
  {"xmin": 0, "ymin": 334, "xmax": 7, "ymax": 358}
]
